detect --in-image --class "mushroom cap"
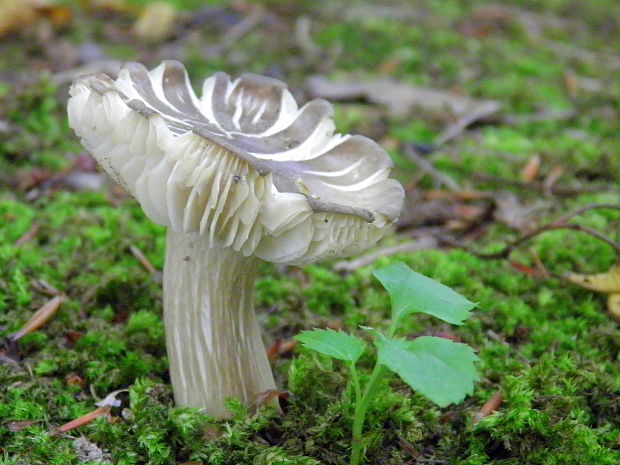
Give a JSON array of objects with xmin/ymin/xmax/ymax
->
[{"xmin": 68, "ymin": 61, "xmax": 405, "ymax": 265}]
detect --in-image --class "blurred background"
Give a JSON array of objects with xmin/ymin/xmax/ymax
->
[{"xmin": 2, "ymin": 0, "xmax": 620, "ymax": 241}]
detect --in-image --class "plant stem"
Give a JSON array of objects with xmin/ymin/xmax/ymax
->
[
  {"xmin": 350, "ymin": 322, "xmax": 400, "ymax": 465},
  {"xmin": 350, "ymin": 362, "xmax": 388, "ymax": 465},
  {"xmin": 349, "ymin": 364, "xmax": 362, "ymax": 405}
]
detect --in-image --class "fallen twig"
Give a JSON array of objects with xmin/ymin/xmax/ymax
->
[
  {"xmin": 56, "ymin": 406, "xmax": 110, "ymax": 434},
  {"xmin": 10, "ymin": 295, "xmax": 66, "ymax": 342},
  {"xmin": 218, "ymin": 4, "xmax": 265, "ymax": 51},
  {"xmin": 473, "ymin": 391, "xmax": 503, "ymax": 425},
  {"xmin": 473, "ymin": 173, "xmax": 608, "ymax": 196},
  {"xmin": 129, "ymin": 245, "xmax": 157, "ymax": 275},
  {"xmin": 500, "ymin": 109, "xmax": 576, "ymax": 126},
  {"xmin": 544, "ymin": 39, "xmax": 620, "ymax": 70},
  {"xmin": 129, "ymin": 245, "xmax": 161, "ymax": 282},
  {"xmin": 435, "ymin": 100, "xmax": 501, "ymax": 147},
  {"xmin": 0, "ymin": 351, "xmax": 21, "ymax": 369},
  {"xmin": 443, "ymin": 203, "xmax": 620, "ymax": 260},
  {"xmin": 403, "ymin": 144, "xmax": 461, "ymax": 191},
  {"xmin": 30, "ymin": 279, "xmax": 61, "ymax": 296},
  {"xmin": 306, "ymin": 75, "xmax": 499, "ymax": 119},
  {"xmin": 5, "ymin": 419, "xmax": 43, "ymax": 432},
  {"xmin": 14, "ymin": 223, "xmax": 39, "ymax": 247},
  {"xmin": 295, "ymin": 16, "xmax": 321, "ymax": 63},
  {"xmin": 548, "ymin": 203, "xmax": 620, "ymax": 224}
]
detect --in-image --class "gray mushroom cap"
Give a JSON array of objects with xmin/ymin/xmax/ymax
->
[{"xmin": 68, "ymin": 61, "xmax": 405, "ymax": 264}]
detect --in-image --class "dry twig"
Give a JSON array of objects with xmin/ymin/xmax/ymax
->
[
  {"xmin": 10, "ymin": 295, "xmax": 65, "ymax": 341},
  {"xmin": 473, "ymin": 391, "xmax": 503, "ymax": 425},
  {"xmin": 403, "ymin": 145, "xmax": 461, "ymax": 191},
  {"xmin": 443, "ymin": 203, "xmax": 620, "ymax": 260},
  {"xmin": 56, "ymin": 407, "xmax": 111, "ymax": 434},
  {"xmin": 473, "ymin": 173, "xmax": 608, "ymax": 196},
  {"xmin": 14, "ymin": 223, "xmax": 39, "ymax": 247}
]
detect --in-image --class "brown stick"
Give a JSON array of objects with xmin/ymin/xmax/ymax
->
[
  {"xmin": 10, "ymin": 295, "xmax": 65, "ymax": 341},
  {"xmin": 473, "ymin": 173, "xmax": 608, "ymax": 196},
  {"xmin": 14, "ymin": 223, "xmax": 39, "ymax": 247},
  {"xmin": 57, "ymin": 406, "xmax": 111, "ymax": 433},
  {"xmin": 129, "ymin": 245, "xmax": 158, "ymax": 275},
  {"xmin": 473, "ymin": 391, "xmax": 503, "ymax": 425}
]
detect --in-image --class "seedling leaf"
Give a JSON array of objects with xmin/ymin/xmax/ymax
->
[
  {"xmin": 375, "ymin": 334, "xmax": 479, "ymax": 407},
  {"xmin": 295, "ymin": 329, "xmax": 366, "ymax": 364},
  {"xmin": 373, "ymin": 261, "xmax": 476, "ymax": 325}
]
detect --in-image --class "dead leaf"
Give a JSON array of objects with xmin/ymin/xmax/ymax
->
[
  {"xmin": 435, "ymin": 332, "xmax": 461, "ymax": 342},
  {"xmin": 493, "ymin": 193, "xmax": 538, "ymax": 232},
  {"xmin": 454, "ymin": 204, "xmax": 486, "ymax": 222},
  {"xmin": 306, "ymin": 75, "xmax": 500, "ymax": 119},
  {"xmin": 266, "ymin": 339, "xmax": 297, "ymax": 362},
  {"xmin": 0, "ymin": 351, "xmax": 21, "ymax": 368},
  {"xmin": 326, "ymin": 319, "xmax": 344, "ymax": 330},
  {"xmin": 266, "ymin": 339, "xmax": 282, "ymax": 363},
  {"xmin": 14, "ymin": 168, "xmax": 54, "ymax": 191},
  {"xmin": 0, "ymin": 0, "xmax": 39, "ymax": 38},
  {"xmin": 132, "ymin": 2, "xmax": 178, "ymax": 42},
  {"xmin": 397, "ymin": 436, "xmax": 419, "ymax": 459},
  {"xmin": 520, "ymin": 155, "xmax": 540, "ymax": 183},
  {"xmin": 253, "ymin": 389, "xmax": 290, "ymax": 408},
  {"xmin": 565, "ymin": 264, "xmax": 620, "ymax": 293},
  {"xmin": 563, "ymin": 69, "xmax": 579, "ymax": 99},
  {"xmin": 35, "ymin": 4, "xmax": 72, "ymax": 27},
  {"xmin": 65, "ymin": 373, "xmax": 85, "ymax": 388},
  {"xmin": 6, "ymin": 419, "xmax": 42, "ymax": 432},
  {"xmin": 0, "ymin": 0, "xmax": 71, "ymax": 38},
  {"xmin": 565, "ymin": 264, "xmax": 620, "ymax": 318},
  {"xmin": 606, "ymin": 294, "xmax": 620, "ymax": 320},
  {"xmin": 542, "ymin": 165, "xmax": 565, "ymax": 196}
]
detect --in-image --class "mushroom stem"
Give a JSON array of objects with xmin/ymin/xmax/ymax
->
[{"xmin": 163, "ymin": 230, "xmax": 276, "ymax": 417}]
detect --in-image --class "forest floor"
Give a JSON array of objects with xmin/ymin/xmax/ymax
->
[{"xmin": 1, "ymin": 0, "xmax": 619, "ymax": 464}]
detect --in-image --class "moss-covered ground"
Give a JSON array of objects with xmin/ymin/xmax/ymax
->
[{"xmin": 1, "ymin": 0, "xmax": 620, "ymax": 464}]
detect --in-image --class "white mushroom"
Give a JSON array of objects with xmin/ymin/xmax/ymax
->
[{"xmin": 68, "ymin": 61, "xmax": 405, "ymax": 418}]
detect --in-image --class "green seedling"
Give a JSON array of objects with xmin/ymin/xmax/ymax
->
[{"xmin": 295, "ymin": 261, "xmax": 479, "ymax": 465}]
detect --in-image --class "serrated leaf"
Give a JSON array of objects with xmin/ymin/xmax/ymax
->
[
  {"xmin": 375, "ymin": 334, "xmax": 479, "ymax": 407},
  {"xmin": 373, "ymin": 261, "xmax": 476, "ymax": 325},
  {"xmin": 295, "ymin": 329, "xmax": 366, "ymax": 364}
]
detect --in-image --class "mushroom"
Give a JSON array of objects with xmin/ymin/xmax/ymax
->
[{"xmin": 67, "ymin": 61, "xmax": 405, "ymax": 418}]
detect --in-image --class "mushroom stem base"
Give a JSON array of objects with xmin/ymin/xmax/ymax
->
[{"xmin": 163, "ymin": 230, "xmax": 276, "ymax": 418}]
